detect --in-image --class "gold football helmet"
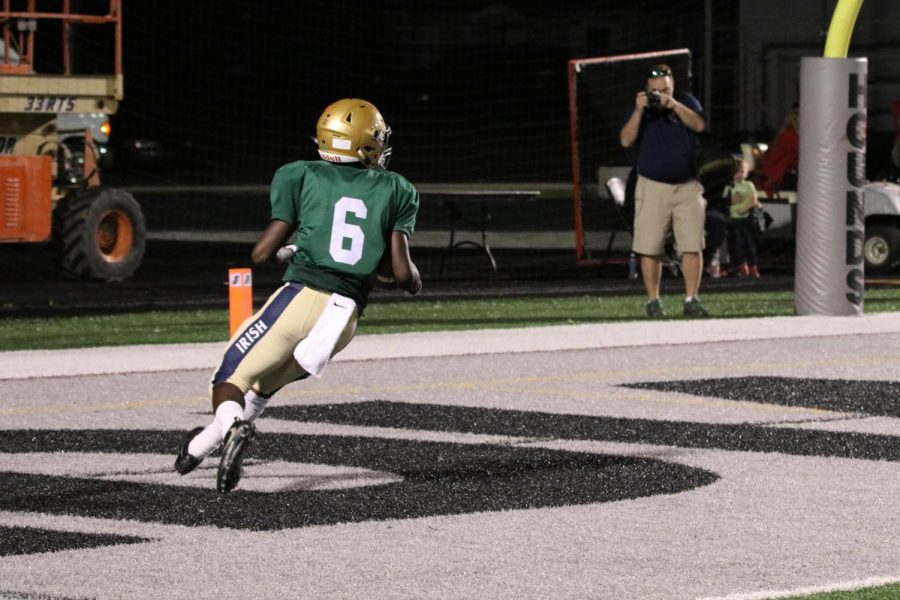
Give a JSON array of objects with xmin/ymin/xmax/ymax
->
[{"xmin": 315, "ymin": 98, "xmax": 392, "ymax": 169}]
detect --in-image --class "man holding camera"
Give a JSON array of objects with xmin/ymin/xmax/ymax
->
[{"xmin": 619, "ymin": 64, "xmax": 709, "ymax": 318}]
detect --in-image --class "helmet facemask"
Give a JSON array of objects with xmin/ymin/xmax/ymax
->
[{"xmin": 359, "ymin": 126, "xmax": 391, "ymax": 169}]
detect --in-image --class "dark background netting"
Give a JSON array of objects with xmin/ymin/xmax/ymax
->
[
  {"xmin": 6, "ymin": 0, "xmax": 899, "ymax": 293},
  {"xmin": 106, "ymin": 0, "xmax": 717, "ymax": 186},
  {"xmin": 97, "ymin": 0, "xmax": 733, "ymax": 268}
]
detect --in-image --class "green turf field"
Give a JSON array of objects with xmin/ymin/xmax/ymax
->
[
  {"xmin": 4, "ymin": 288, "xmax": 900, "ymax": 351},
  {"xmin": 785, "ymin": 582, "xmax": 900, "ymax": 599}
]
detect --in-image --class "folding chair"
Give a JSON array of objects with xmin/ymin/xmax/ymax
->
[{"xmin": 602, "ymin": 176, "xmax": 632, "ymax": 262}]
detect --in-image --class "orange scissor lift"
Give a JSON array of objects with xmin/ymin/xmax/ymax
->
[{"xmin": 0, "ymin": 0, "xmax": 144, "ymax": 280}]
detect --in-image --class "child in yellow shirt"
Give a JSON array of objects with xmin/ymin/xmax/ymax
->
[{"xmin": 725, "ymin": 159, "xmax": 762, "ymax": 278}]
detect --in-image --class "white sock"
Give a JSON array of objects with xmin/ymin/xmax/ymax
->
[
  {"xmin": 215, "ymin": 400, "xmax": 244, "ymax": 433},
  {"xmin": 685, "ymin": 295, "xmax": 695, "ymax": 303},
  {"xmin": 187, "ymin": 421, "xmax": 225, "ymax": 460},
  {"xmin": 242, "ymin": 389, "xmax": 270, "ymax": 422},
  {"xmin": 185, "ymin": 401, "xmax": 245, "ymax": 460}
]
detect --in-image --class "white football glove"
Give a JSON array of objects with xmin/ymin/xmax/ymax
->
[{"xmin": 276, "ymin": 244, "xmax": 297, "ymax": 263}]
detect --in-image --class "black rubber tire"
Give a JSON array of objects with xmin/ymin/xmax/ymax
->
[
  {"xmin": 863, "ymin": 225, "xmax": 900, "ymax": 275},
  {"xmin": 54, "ymin": 187, "xmax": 146, "ymax": 281}
]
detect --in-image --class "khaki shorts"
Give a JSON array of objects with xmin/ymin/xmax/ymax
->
[
  {"xmin": 632, "ymin": 175, "xmax": 706, "ymax": 255},
  {"xmin": 211, "ymin": 283, "xmax": 358, "ymax": 396}
]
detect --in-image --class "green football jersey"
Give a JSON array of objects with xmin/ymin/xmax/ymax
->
[{"xmin": 269, "ymin": 160, "xmax": 419, "ymax": 308}]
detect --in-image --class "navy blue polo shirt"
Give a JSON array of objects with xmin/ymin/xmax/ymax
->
[{"xmin": 630, "ymin": 92, "xmax": 704, "ymax": 184}]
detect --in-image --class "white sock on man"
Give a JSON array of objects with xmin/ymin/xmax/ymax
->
[
  {"xmin": 186, "ymin": 400, "xmax": 245, "ymax": 460},
  {"xmin": 242, "ymin": 389, "xmax": 270, "ymax": 422},
  {"xmin": 685, "ymin": 295, "xmax": 695, "ymax": 303}
]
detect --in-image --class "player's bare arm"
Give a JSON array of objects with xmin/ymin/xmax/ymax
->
[
  {"xmin": 390, "ymin": 230, "xmax": 422, "ymax": 295},
  {"xmin": 251, "ymin": 219, "xmax": 293, "ymax": 264}
]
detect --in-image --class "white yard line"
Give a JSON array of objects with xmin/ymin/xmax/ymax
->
[{"xmin": 4, "ymin": 312, "xmax": 900, "ymax": 380}]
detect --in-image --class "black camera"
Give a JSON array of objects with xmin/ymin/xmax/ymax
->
[{"xmin": 647, "ymin": 90, "xmax": 662, "ymax": 108}]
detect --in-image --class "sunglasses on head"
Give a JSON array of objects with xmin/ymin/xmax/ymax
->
[{"xmin": 649, "ymin": 68, "xmax": 671, "ymax": 78}]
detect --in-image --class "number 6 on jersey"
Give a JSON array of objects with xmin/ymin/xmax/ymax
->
[{"xmin": 329, "ymin": 196, "xmax": 367, "ymax": 265}]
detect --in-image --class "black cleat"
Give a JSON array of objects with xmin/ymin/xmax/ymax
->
[
  {"xmin": 216, "ymin": 420, "xmax": 256, "ymax": 494},
  {"xmin": 646, "ymin": 298, "xmax": 666, "ymax": 318},
  {"xmin": 174, "ymin": 426, "xmax": 205, "ymax": 475},
  {"xmin": 683, "ymin": 296, "xmax": 710, "ymax": 318}
]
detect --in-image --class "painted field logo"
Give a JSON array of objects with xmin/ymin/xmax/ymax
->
[
  {"xmin": 0, "ymin": 404, "xmax": 720, "ymax": 536},
  {"xmin": 2, "ymin": 381, "xmax": 900, "ymax": 555}
]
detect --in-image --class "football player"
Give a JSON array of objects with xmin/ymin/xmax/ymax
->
[{"xmin": 174, "ymin": 98, "xmax": 422, "ymax": 493}]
